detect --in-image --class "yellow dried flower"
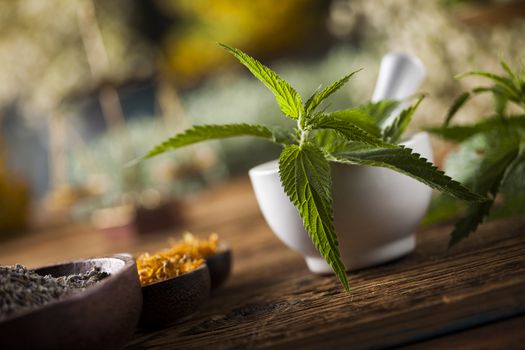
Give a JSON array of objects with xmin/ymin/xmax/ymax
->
[{"xmin": 136, "ymin": 233, "xmax": 219, "ymax": 286}]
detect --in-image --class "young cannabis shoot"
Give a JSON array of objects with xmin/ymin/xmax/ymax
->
[
  {"xmin": 141, "ymin": 44, "xmax": 485, "ymax": 290},
  {"xmin": 428, "ymin": 57, "xmax": 525, "ymax": 247}
]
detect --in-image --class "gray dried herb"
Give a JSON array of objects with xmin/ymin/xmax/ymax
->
[{"xmin": 0, "ymin": 264, "xmax": 109, "ymax": 318}]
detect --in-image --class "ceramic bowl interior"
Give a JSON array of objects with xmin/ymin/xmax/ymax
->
[
  {"xmin": 139, "ymin": 264, "xmax": 211, "ymax": 329},
  {"xmin": 0, "ymin": 254, "xmax": 142, "ymax": 350}
]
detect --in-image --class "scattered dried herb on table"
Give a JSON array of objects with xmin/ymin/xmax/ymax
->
[
  {"xmin": 0, "ymin": 264, "xmax": 109, "ymax": 318},
  {"xmin": 136, "ymin": 233, "xmax": 219, "ymax": 286}
]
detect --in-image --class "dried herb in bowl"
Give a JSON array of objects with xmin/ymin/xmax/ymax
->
[
  {"xmin": 0, "ymin": 264, "xmax": 109, "ymax": 318},
  {"xmin": 136, "ymin": 233, "xmax": 219, "ymax": 286}
]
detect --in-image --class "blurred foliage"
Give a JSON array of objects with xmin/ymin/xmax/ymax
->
[
  {"xmin": 2, "ymin": 0, "xmax": 525, "ymax": 222},
  {"xmin": 177, "ymin": 45, "xmax": 375, "ymax": 170},
  {"xmin": 0, "ymin": 0, "xmax": 154, "ymax": 116},
  {"xmin": 65, "ymin": 45, "xmax": 367, "ymax": 212},
  {"xmin": 0, "ymin": 0, "xmax": 332, "ymax": 211},
  {"xmin": 440, "ymin": 0, "xmax": 517, "ymax": 8},
  {"xmin": 0, "ymin": 145, "xmax": 29, "ymax": 236},
  {"xmin": 156, "ymin": 0, "xmax": 329, "ymax": 85},
  {"xmin": 329, "ymin": 0, "xmax": 525, "ymax": 130},
  {"xmin": 440, "ymin": 0, "xmax": 492, "ymax": 7},
  {"xmin": 66, "ymin": 117, "xmax": 227, "ymax": 216},
  {"xmin": 422, "ymin": 194, "xmax": 465, "ymax": 227},
  {"xmin": 141, "ymin": 45, "xmax": 485, "ymax": 290},
  {"xmin": 427, "ymin": 57, "xmax": 525, "ymax": 245}
]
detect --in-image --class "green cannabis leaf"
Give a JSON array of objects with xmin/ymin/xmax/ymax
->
[
  {"xmin": 328, "ymin": 143, "xmax": 486, "ymax": 202},
  {"xmin": 143, "ymin": 123, "xmax": 294, "ymax": 159},
  {"xmin": 313, "ymin": 129, "xmax": 352, "ymax": 156},
  {"xmin": 443, "ymin": 128, "xmax": 520, "ymax": 246},
  {"xmin": 447, "ymin": 131, "xmax": 519, "ymax": 246},
  {"xmin": 219, "ymin": 43, "xmax": 303, "ymax": 120},
  {"xmin": 310, "ymin": 114, "xmax": 385, "ymax": 147},
  {"xmin": 382, "ymin": 95, "xmax": 426, "ymax": 143},
  {"xmin": 360, "ymin": 99, "xmax": 400, "ymax": 127},
  {"xmin": 444, "ymin": 87, "xmax": 500, "ymax": 126},
  {"xmin": 456, "ymin": 71, "xmax": 519, "ymax": 101},
  {"xmin": 448, "ymin": 200, "xmax": 494, "ymax": 247},
  {"xmin": 139, "ymin": 44, "xmax": 483, "ymax": 289},
  {"xmin": 322, "ymin": 109, "xmax": 381, "ymax": 137},
  {"xmin": 279, "ymin": 143, "xmax": 349, "ymax": 291},
  {"xmin": 427, "ymin": 115, "xmax": 525, "ymax": 142},
  {"xmin": 428, "ymin": 56, "xmax": 525, "ymax": 246},
  {"xmin": 444, "ymin": 92, "xmax": 471, "ymax": 126},
  {"xmin": 494, "ymin": 146, "xmax": 525, "ymax": 218},
  {"xmin": 305, "ymin": 70, "xmax": 361, "ymax": 115}
]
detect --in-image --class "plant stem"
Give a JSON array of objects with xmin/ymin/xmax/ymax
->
[
  {"xmin": 298, "ymin": 112, "xmax": 308, "ymax": 147},
  {"xmin": 299, "ymin": 129, "xmax": 310, "ymax": 147}
]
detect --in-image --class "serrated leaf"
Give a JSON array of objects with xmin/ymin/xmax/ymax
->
[
  {"xmin": 500, "ymin": 59, "xmax": 522, "ymax": 90},
  {"xmin": 220, "ymin": 43, "xmax": 303, "ymax": 120},
  {"xmin": 469, "ymin": 142, "xmax": 519, "ymax": 195},
  {"xmin": 444, "ymin": 88, "xmax": 499, "ymax": 126},
  {"xmin": 493, "ymin": 86, "xmax": 509, "ymax": 115},
  {"xmin": 328, "ymin": 143, "xmax": 486, "ymax": 202},
  {"xmin": 444, "ymin": 92, "xmax": 471, "ymax": 126},
  {"xmin": 456, "ymin": 71, "xmax": 519, "ymax": 101},
  {"xmin": 428, "ymin": 115, "xmax": 525, "ymax": 142},
  {"xmin": 311, "ymin": 113, "xmax": 385, "ymax": 147},
  {"xmin": 272, "ymin": 126, "xmax": 300, "ymax": 145},
  {"xmin": 447, "ymin": 60, "xmax": 525, "ymax": 123},
  {"xmin": 444, "ymin": 128, "xmax": 520, "ymax": 194},
  {"xmin": 422, "ymin": 194, "xmax": 465, "ymax": 227},
  {"xmin": 500, "ymin": 142, "xmax": 525, "ymax": 189},
  {"xmin": 472, "ymin": 87, "xmax": 498, "ymax": 94},
  {"xmin": 448, "ymin": 200, "xmax": 494, "ymax": 247},
  {"xmin": 444, "ymin": 128, "xmax": 520, "ymax": 246},
  {"xmin": 305, "ymin": 70, "xmax": 361, "ymax": 114},
  {"xmin": 501, "ymin": 60, "xmax": 517, "ymax": 82},
  {"xmin": 312, "ymin": 129, "xmax": 351, "ymax": 156},
  {"xmin": 383, "ymin": 95, "xmax": 425, "ymax": 143},
  {"xmin": 142, "ymin": 123, "xmax": 294, "ymax": 160},
  {"xmin": 427, "ymin": 124, "xmax": 482, "ymax": 143},
  {"xmin": 494, "ymin": 147, "xmax": 525, "ymax": 219},
  {"xmin": 323, "ymin": 109, "xmax": 380, "ymax": 137},
  {"xmin": 359, "ymin": 99, "xmax": 400, "ymax": 126},
  {"xmin": 449, "ymin": 167, "xmax": 507, "ymax": 246},
  {"xmin": 279, "ymin": 143, "xmax": 349, "ymax": 291}
]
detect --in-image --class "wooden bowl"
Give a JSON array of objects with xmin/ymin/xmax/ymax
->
[
  {"xmin": 139, "ymin": 264, "xmax": 211, "ymax": 328},
  {"xmin": 0, "ymin": 254, "xmax": 142, "ymax": 350},
  {"xmin": 205, "ymin": 247, "xmax": 232, "ymax": 290}
]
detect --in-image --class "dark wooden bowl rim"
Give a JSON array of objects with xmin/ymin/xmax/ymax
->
[
  {"xmin": 210, "ymin": 244, "xmax": 230, "ymax": 255},
  {"xmin": 0, "ymin": 254, "xmax": 136, "ymax": 323},
  {"xmin": 140, "ymin": 244, "xmax": 231, "ymax": 289}
]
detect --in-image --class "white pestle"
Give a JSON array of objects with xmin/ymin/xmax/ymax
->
[{"xmin": 371, "ymin": 52, "xmax": 426, "ymax": 127}]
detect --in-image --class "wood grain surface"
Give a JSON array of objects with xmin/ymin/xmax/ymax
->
[
  {"xmin": 1, "ymin": 179, "xmax": 524, "ymax": 349},
  {"xmin": 400, "ymin": 315, "xmax": 525, "ymax": 350}
]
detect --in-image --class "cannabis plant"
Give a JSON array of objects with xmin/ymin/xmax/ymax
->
[
  {"xmin": 428, "ymin": 57, "xmax": 525, "ymax": 247},
  {"xmin": 141, "ymin": 44, "xmax": 484, "ymax": 290}
]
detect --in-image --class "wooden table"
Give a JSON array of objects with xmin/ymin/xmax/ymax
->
[{"xmin": 1, "ymin": 179, "xmax": 524, "ymax": 349}]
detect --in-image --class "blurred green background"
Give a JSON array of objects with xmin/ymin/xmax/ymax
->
[{"xmin": 1, "ymin": 0, "xmax": 524, "ymax": 236}]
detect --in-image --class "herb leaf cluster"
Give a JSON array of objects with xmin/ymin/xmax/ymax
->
[
  {"xmin": 143, "ymin": 44, "xmax": 484, "ymax": 290},
  {"xmin": 428, "ymin": 58, "xmax": 525, "ymax": 247}
]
